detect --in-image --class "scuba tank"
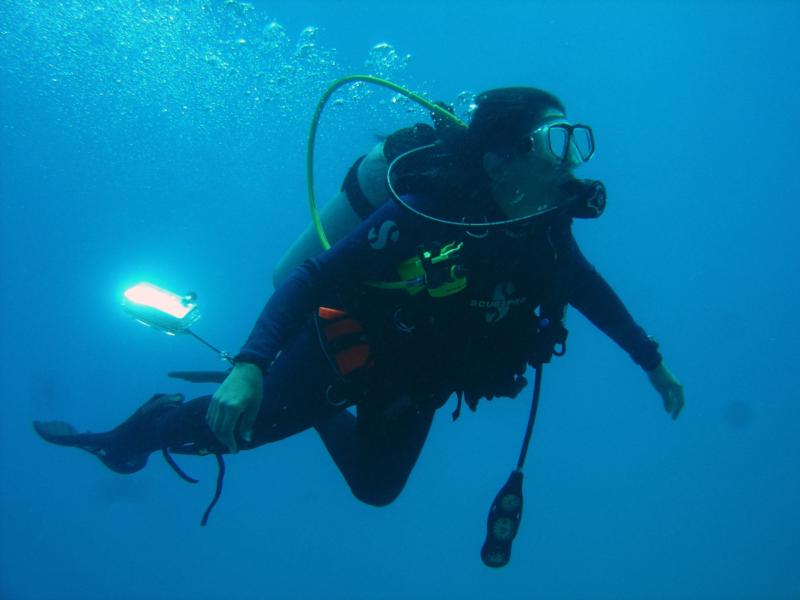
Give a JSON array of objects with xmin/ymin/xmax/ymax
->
[
  {"xmin": 272, "ymin": 75, "xmax": 466, "ymax": 288},
  {"xmin": 272, "ymin": 141, "xmax": 391, "ymax": 287},
  {"xmin": 272, "ymin": 75, "xmax": 606, "ymax": 287}
]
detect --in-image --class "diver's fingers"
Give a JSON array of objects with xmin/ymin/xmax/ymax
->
[
  {"xmin": 217, "ymin": 406, "xmax": 241, "ymax": 453},
  {"xmin": 207, "ymin": 398, "xmax": 228, "ymax": 444},
  {"xmin": 217, "ymin": 430, "xmax": 237, "ymax": 454},
  {"xmin": 206, "ymin": 395, "xmax": 219, "ymax": 430},
  {"xmin": 670, "ymin": 385, "xmax": 685, "ymax": 420},
  {"xmin": 673, "ymin": 397, "xmax": 684, "ymax": 420},
  {"xmin": 239, "ymin": 404, "xmax": 259, "ymax": 444}
]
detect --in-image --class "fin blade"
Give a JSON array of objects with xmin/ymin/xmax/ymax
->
[{"xmin": 32, "ymin": 420, "xmax": 79, "ymax": 445}]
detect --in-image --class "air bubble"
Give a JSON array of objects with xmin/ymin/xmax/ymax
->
[
  {"xmin": 453, "ymin": 91, "xmax": 478, "ymax": 122},
  {"xmin": 262, "ymin": 21, "xmax": 287, "ymax": 48},
  {"xmin": 298, "ymin": 26, "xmax": 318, "ymax": 43}
]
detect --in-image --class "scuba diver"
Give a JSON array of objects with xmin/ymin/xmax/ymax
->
[{"xmin": 34, "ymin": 86, "xmax": 684, "ymax": 554}]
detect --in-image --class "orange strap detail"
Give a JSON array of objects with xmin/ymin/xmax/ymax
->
[
  {"xmin": 324, "ymin": 318, "xmax": 363, "ymax": 341},
  {"xmin": 318, "ymin": 306, "xmax": 348, "ymax": 321},
  {"xmin": 335, "ymin": 344, "xmax": 371, "ymax": 376}
]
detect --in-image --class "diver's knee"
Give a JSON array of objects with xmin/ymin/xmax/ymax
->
[{"xmin": 351, "ymin": 482, "xmax": 404, "ymax": 507}]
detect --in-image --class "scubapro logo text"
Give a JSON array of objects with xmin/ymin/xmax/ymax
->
[
  {"xmin": 368, "ymin": 220, "xmax": 400, "ymax": 250},
  {"xmin": 470, "ymin": 282, "xmax": 527, "ymax": 323}
]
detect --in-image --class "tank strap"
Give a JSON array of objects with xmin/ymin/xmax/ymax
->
[{"xmin": 341, "ymin": 155, "xmax": 374, "ymax": 220}]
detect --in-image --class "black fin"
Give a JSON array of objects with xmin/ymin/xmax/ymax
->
[
  {"xmin": 32, "ymin": 393, "xmax": 183, "ymax": 475},
  {"xmin": 32, "ymin": 420, "xmax": 83, "ymax": 445},
  {"xmin": 168, "ymin": 371, "xmax": 229, "ymax": 383},
  {"xmin": 33, "ymin": 419, "xmax": 149, "ymax": 474}
]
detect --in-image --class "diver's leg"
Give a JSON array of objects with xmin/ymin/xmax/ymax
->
[
  {"xmin": 33, "ymin": 393, "xmax": 196, "ymax": 474},
  {"xmin": 142, "ymin": 323, "xmax": 345, "ymax": 454},
  {"xmin": 34, "ymin": 326, "xmax": 346, "ymax": 472},
  {"xmin": 314, "ymin": 392, "xmax": 445, "ymax": 506}
]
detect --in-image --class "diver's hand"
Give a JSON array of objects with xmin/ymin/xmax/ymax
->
[
  {"xmin": 646, "ymin": 362, "xmax": 685, "ymax": 420},
  {"xmin": 207, "ymin": 362, "xmax": 263, "ymax": 452}
]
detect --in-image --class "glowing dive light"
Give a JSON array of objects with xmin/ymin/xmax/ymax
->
[
  {"xmin": 122, "ymin": 282, "xmax": 201, "ymax": 335},
  {"xmin": 122, "ymin": 282, "xmax": 232, "ymax": 364}
]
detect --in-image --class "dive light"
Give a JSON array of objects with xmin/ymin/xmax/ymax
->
[
  {"xmin": 123, "ymin": 282, "xmax": 200, "ymax": 335},
  {"xmin": 122, "ymin": 282, "xmax": 231, "ymax": 363}
]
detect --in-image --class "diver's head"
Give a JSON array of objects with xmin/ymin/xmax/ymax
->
[{"xmin": 468, "ymin": 87, "xmax": 595, "ymax": 218}]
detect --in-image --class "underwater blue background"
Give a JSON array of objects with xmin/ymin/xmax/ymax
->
[{"xmin": 1, "ymin": 1, "xmax": 798, "ymax": 598}]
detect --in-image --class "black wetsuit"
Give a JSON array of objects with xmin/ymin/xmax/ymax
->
[{"xmin": 107, "ymin": 189, "xmax": 660, "ymax": 506}]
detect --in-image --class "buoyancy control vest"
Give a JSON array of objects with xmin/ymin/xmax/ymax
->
[{"xmin": 273, "ymin": 122, "xmax": 607, "ymax": 370}]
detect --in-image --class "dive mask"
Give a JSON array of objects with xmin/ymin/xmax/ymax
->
[{"xmin": 531, "ymin": 121, "xmax": 595, "ymax": 166}]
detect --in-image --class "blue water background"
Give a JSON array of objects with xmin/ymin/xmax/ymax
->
[{"xmin": 1, "ymin": 1, "xmax": 798, "ymax": 598}]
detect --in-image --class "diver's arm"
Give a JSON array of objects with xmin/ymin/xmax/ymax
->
[
  {"xmin": 209, "ymin": 262, "xmax": 324, "ymax": 451},
  {"xmin": 245, "ymin": 195, "xmax": 429, "ymax": 370},
  {"xmin": 236, "ymin": 261, "xmax": 326, "ymax": 372},
  {"xmin": 210, "ymin": 197, "xmax": 435, "ymax": 449},
  {"xmin": 563, "ymin": 230, "xmax": 684, "ymax": 418},
  {"xmin": 563, "ymin": 230, "xmax": 661, "ymax": 369}
]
